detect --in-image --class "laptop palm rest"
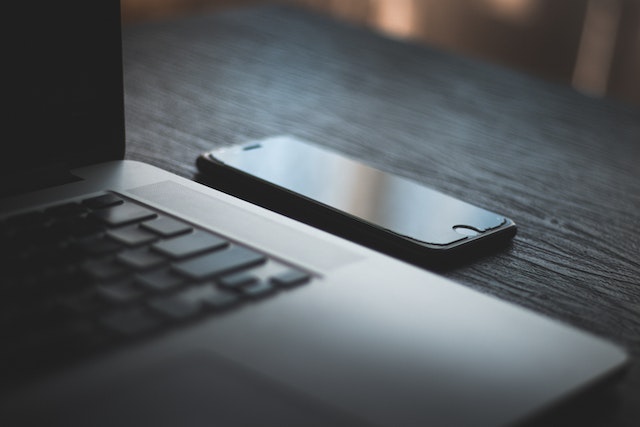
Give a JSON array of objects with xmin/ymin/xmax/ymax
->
[{"xmin": 17, "ymin": 351, "xmax": 361, "ymax": 427}]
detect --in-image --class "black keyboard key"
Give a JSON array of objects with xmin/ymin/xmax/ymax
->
[
  {"xmin": 73, "ymin": 235, "xmax": 122, "ymax": 256},
  {"xmin": 242, "ymin": 281, "xmax": 275, "ymax": 299},
  {"xmin": 100, "ymin": 308, "xmax": 160, "ymax": 336},
  {"xmin": 96, "ymin": 279, "xmax": 144, "ymax": 304},
  {"xmin": 141, "ymin": 217, "xmax": 192, "ymax": 237},
  {"xmin": 65, "ymin": 217, "xmax": 106, "ymax": 238},
  {"xmin": 82, "ymin": 193, "xmax": 123, "ymax": 210},
  {"xmin": 270, "ymin": 270, "xmax": 311, "ymax": 288},
  {"xmin": 106, "ymin": 225, "xmax": 158, "ymax": 246},
  {"xmin": 148, "ymin": 295, "xmax": 200, "ymax": 320},
  {"xmin": 180, "ymin": 284, "xmax": 239, "ymax": 310},
  {"xmin": 218, "ymin": 272, "xmax": 257, "ymax": 289},
  {"xmin": 90, "ymin": 202, "xmax": 157, "ymax": 227},
  {"xmin": 152, "ymin": 231, "xmax": 227, "ymax": 259},
  {"xmin": 135, "ymin": 268, "xmax": 185, "ymax": 292},
  {"xmin": 44, "ymin": 202, "xmax": 87, "ymax": 218},
  {"xmin": 82, "ymin": 258, "xmax": 128, "ymax": 281},
  {"xmin": 117, "ymin": 248, "xmax": 166, "ymax": 270},
  {"xmin": 173, "ymin": 246, "xmax": 266, "ymax": 281},
  {"xmin": 39, "ymin": 219, "xmax": 78, "ymax": 243}
]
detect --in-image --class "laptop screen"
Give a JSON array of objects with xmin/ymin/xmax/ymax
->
[{"xmin": 4, "ymin": 1, "xmax": 125, "ymax": 193}]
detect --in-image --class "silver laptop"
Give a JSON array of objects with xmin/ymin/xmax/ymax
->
[{"xmin": 1, "ymin": 2, "xmax": 627, "ymax": 426}]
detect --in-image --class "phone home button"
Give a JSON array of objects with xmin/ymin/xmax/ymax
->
[{"xmin": 453, "ymin": 225, "xmax": 481, "ymax": 237}]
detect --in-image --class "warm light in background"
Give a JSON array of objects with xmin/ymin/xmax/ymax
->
[
  {"xmin": 481, "ymin": 0, "xmax": 541, "ymax": 25},
  {"xmin": 373, "ymin": 0, "xmax": 416, "ymax": 38},
  {"xmin": 121, "ymin": 0, "xmax": 639, "ymax": 106},
  {"xmin": 572, "ymin": 0, "xmax": 622, "ymax": 96}
]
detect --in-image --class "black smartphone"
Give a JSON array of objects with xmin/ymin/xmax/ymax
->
[{"xmin": 197, "ymin": 136, "xmax": 516, "ymax": 269}]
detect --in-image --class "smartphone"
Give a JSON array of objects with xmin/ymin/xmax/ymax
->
[{"xmin": 197, "ymin": 136, "xmax": 516, "ymax": 269}]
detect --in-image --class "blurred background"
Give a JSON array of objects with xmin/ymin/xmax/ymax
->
[{"xmin": 121, "ymin": 0, "xmax": 640, "ymax": 107}]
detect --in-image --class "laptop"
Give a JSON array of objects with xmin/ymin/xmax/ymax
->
[{"xmin": 1, "ymin": 1, "xmax": 627, "ymax": 426}]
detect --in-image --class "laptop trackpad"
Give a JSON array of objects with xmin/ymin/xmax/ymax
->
[{"xmin": 48, "ymin": 351, "xmax": 362, "ymax": 427}]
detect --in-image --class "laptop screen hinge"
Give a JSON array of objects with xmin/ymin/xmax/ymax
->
[{"xmin": 0, "ymin": 163, "xmax": 82, "ymax": 198}]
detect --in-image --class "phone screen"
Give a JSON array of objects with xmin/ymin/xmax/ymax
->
[{"xmin": 210, "ymin": 136, "xmax": 506, "ymax": 246}]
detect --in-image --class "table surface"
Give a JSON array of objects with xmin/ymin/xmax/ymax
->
[{"xmin": 122, "ymin": 6, "xmax": 640, "ymax": 426}]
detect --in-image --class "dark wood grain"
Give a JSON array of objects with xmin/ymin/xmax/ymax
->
[{"xmin": 122, "ymin": 6, "xmax": 640, "ymax": 425}]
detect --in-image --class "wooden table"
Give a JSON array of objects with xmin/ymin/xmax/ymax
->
[{"xmin": 122, "ymin": 6, "xmax": 640, "ymax": 426}]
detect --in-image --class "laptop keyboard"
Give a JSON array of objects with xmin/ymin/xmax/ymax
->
[{"xmin": 1, "ymin": 193, "xmax": 312, "ymax": 385}]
